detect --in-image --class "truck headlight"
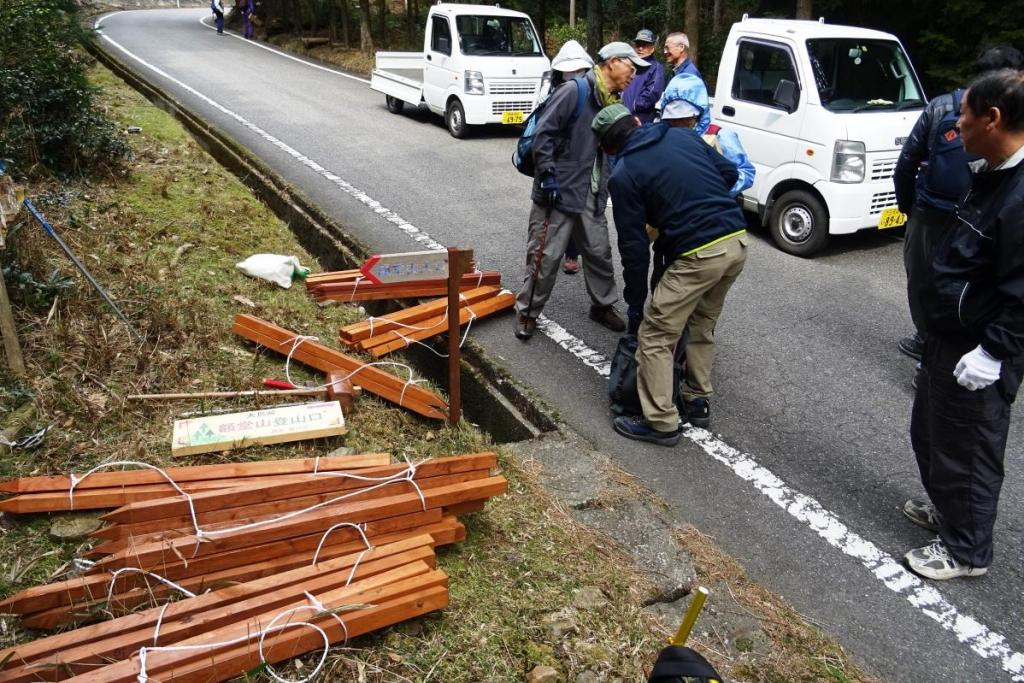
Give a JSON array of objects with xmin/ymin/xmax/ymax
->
[
  {"xmin": 464, "ymin": 71, "xmax": 484, "ymax": 95},
  {"xmin": 831, "ymin": 140, "xmax": 865, "ymax": 183}
]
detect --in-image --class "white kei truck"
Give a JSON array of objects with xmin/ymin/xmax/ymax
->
[
  {"xmin": 370, "ymin": 3, "xmax": 551, "ymax": 138},
  {"xmin": 712, "ymin": 16, "xmax": 927, "ymax": 255}
]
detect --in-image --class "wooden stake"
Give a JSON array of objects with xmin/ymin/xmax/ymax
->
[
  {"xmin": 0, "ymin": 269, "xmax": 25, "ymax": 376},
  {"xmin": 447, "ymin": 248, "xmax": 473, "ymax": 428}
]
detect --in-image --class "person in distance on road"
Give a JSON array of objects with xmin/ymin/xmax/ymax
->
[
  {"xmin": 513, "ymin": 42, "xmax": 646, "ymax": 340},
  {"xmin": 903, "ymin": 68, "xmax": 1024, "ymax": 580},
  {"xmin": 595, "ymin": 103, "xmax": 748, "ymax": 445},
  {"xmin": 210, "ymin": 0, "xmax": 225, "ymax": 35},
  {"xmin": 894, "ymin": 46, "xmax": 1024, "ymax": 363}
]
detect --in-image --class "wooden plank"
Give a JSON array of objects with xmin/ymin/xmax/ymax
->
[
  {"xmin": 308, "ymin": 271, "xmax": 499, "ymax": 298},
  {"xmin": 101, "ymin": 452, "xmax": 495, "ymax": 525},
  {"xmin": 339, "ymin": 286, "xmax": 500, "ymax": 343},
  {"xmin": 0, "ymin": 453, "xmax": 389, "ymax": 494},
  {"xmin": 444, "ymin": 500, "xmax": 486, "ymax": 516}
]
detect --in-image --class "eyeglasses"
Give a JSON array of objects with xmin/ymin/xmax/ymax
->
[{"xmin": 617, "ymin": 58, "xmax": 637, "ymax": 75}]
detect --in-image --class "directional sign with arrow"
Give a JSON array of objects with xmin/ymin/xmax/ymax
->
[{"xmin": 359, "ymin": 250, "xmax": 449, "ymax": 285}]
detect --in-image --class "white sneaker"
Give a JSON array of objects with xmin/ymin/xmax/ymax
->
[{"xmin": 904, "ymin": 538, "xmax": 988, "ymax": 580}]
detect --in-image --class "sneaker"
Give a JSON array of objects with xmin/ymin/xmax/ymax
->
[
  {"xmin": 683, "ymin": 398, "xmax": 710, "ymax": 429},
  {"xmin": 902, "ymin": 499, "xmax": 941, "ymax": 532},
  {"xmin": 589, "ymin": 305, "xmax": 626, "ymax": 332},
  {"xmin": 898, "ymin": 334, "xmax": 924, "ymax": 360},
  {"xmin": 514, "ymin": 314, "xmax": 537, "ymax": 340},
  {"xmin": 562, "ymin": 257, "xmax": 580, "ymax": 274},
  {"xmin": 904, "ymin": 538, "xmax": 987, "ymax": 580},
  {"xmin": 613, "ymin": 415, "xmax": 681, "ymax": 446}
]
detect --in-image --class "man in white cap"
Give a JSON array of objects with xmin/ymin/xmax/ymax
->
[{"xmin": 514, "ymin": 42, "xmax": 646, "ymax": 340}]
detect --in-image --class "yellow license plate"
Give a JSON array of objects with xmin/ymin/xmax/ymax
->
[
  {"xmin": 878, "ymin": 207, "xmax": 907, "ymax": 229},
  {"xmin": 501, "ymin": 111, "xmax": 524, "ymax": 125}
]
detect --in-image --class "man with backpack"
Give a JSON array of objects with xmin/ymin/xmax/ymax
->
[
  {"xmin": 210, "ymin": 0, "xmax": 225, "ymax": 34},
  {"xmin": 894, "ymin": 46, "xmax": 1023, "ymax": 362},
  {"xmin": 513, "ymin": 42, "xmax": 646, "ymax": 340}
]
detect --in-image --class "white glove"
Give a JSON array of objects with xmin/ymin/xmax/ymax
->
[{"xmin": 953, "ymin": 345, "xmax": 1001, "ymax": 391}]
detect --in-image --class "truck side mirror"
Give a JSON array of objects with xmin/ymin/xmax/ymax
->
[{"xmin": 773, "ymin": 79, "xmax": 799, "ymax": 113}]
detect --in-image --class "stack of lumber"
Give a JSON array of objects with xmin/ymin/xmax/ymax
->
[
  {"xmin": 338, "ymin": 285, "xmax": 514, "ymax": 357},
  {"xmin": 0, "ymin": 453, "xmax": 390, "ymax": 513},
  {"xmin": 306, "ymin": 270, "xmax": 501, "ymax": 302},
  {"xmin": 233, "ymin": 314, "xmax": 449, "ymax": 421},
  {"xmin": 0, "ymin": 452, "xmax": 504, "ymax": 682}
]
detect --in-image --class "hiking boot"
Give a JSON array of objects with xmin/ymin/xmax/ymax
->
[
  {"xmin": 902, "ymin": 499, "xmax": 942, "ymax": 532},
  {"xmin": 612, "ymin": 415, "xmax": 681, "ymax": 446},
  {"xmin": 563, "ymin": 256, "xmax": 580, "ymax": 274},
  {"xmin": 514, "ymin": 314, "xmax": 537, "ymax": 340},
  {"xmin": 898, "ymin": 334, "xmax": 924, "ymax": 360},
  {"xmin": 904, "ymin": 538, "xmax": 987, "ymax": 580},
  {"xmin": 683, "ymin": 398, "xmax": 710, "ymax": 429},
  {"xmin": 589, "ymin": 305, "xmax": 626, "ymax": 332}
]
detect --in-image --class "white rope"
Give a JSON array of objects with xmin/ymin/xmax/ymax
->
[
  {"xmin": 391, "ymin": 306, "xmax": 479, "ymax": 358},
  {"xmin": 105, "ymin": 567, "xmax": 197, "ymax": 607},
  {"xmin": 348, "ymin": 275, "xmax": 365, "ymax": 303}
]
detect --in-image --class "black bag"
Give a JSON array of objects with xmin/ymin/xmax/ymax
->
[
  {"xmin": 648, "ymin": 646, "xmax": 724, "ymax": 683},
  {"xmin": 608, "ymin": 331, "xmax": 688, "ymax": 417}
]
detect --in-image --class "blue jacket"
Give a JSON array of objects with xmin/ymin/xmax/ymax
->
[
  {"xmin": 622, "ymin": 58, "xmax": 667, "ymax": 124},
  {"xmin": 674, "ymin": 58, "xmax": 702, "ymax": 81},
  {"xmin": 608, "ymin": 122, "xmax": 747, "ymax": 309}
]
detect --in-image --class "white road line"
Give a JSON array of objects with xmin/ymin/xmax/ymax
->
[{"xmin": 95, "ymin": 14, "xmax": 1024, "ymax": 680}]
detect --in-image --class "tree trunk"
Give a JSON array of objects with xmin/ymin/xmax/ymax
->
[
  {"xmin": 665, "ymin": 0, "xmax": 673, "ymax": 33},
  {"xmin": 796, "ymin": 0, "xmax": 812, "ymax": 19},
  {"xmin": 405, "ymin": 0, "xmax": 413, "ymax": 44},
  {"xmin": 712, "ymin": 0, "xmax": 721, "ymax": 35},
  {"xmin": 376, "ymin": 0, "xmax": 387, "ymax": 48},
  {"xmin": 585, "ymin": 0, "xmax": 601, "ymax": 55},
  {"xmin": 292, "ymin": 0, "xmax": 302, "ymax": 37},
  {"xmin": 537, "ymin": 0, "xmax": 547, "ymax": 48},
  {"xmin": 341, "ymin": 0, "xmax": 351, "ymax": 46},
  {"xmin": 359, "ymin": 0, "xmax": 374, "ymax": 53},
  {"xmin": 685, "ymin": 0, "xmax": 699, "ymax": 64}
]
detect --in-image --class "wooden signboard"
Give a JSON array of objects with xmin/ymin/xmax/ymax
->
[
  {"xmin": 359, "ymin": 250, "xmax": 449, "ymax": 284},
  {"xmin": 171, "ymin": 401, "xmax": 345, "ymax": 457}
]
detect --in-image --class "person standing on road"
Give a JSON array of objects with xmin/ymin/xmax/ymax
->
[
  {"xmin": 894, "ymin": 47, "xmax": 1024, "ymax": 362},
  {"xmin": 622, "ymin": 29, "xmax": 666, "ymax": 124},
  {"xmin": 595, "ymin": 103, "xmax": 748, "ymax": 445},
  {"xmin": 514, "ymin": 42, "xmax": 647, "ymax": 340},
  {"xmin": 242, "ymin": 0, "xmax": 256, "ymax": 39},
  {"xmin": 661, "ymin": 32, "xmax": 709, "ymax": 133},
  {"xmin": 210, "ymin": 0, "xmax": 225, "ymax": 35},
  {"xmin": 902, "ymin": 69, "xmax": 1024, "ymax": 580}
]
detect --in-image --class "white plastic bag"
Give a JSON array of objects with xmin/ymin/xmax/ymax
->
[{"xmin": 235, "ymin": 254, "xmax": 306, "ymax": 289}]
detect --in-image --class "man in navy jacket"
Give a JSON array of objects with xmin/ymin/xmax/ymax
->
[
  {"xmin": 621, "ymin": 29, "xmax": 666, "ymax": 124},
  {"xmin": 594, "ymin": 103, "xmax": 748, "ymax": 445}
]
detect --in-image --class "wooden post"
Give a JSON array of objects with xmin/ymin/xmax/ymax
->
[
  {"xmin": 0, "ymin": 188, "xmax": 25, "ymax": 376},
  {"xmin": 446, "ymin": 248, "xmax": 473, "ymax": 427}
]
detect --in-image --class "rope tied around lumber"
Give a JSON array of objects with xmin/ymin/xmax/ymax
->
[
  {"xmin": 283, "ymin": 334, "xmax": 427, "ymax": 408},
  {"xmin": 393, "ymin": 304, "xmax": 478, "ymax": 358},
  {"xmin": 365, "ymin": 291, "xmax": 469, "ymax": 338}
]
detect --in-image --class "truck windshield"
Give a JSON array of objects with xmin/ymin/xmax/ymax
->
[
  {"xmin": 456, "ymin": 15, "xmax": 542, "ymax": 56},
  {"xmin": 806, "ymin": 39, "xmax": 924, "ymax": 112}
]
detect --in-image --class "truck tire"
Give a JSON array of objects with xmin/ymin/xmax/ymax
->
[
  {"xmin": 385, "ymin": 96, "xmax": 404, "ymax": 114},
  {"xmin": 445, "ymin": 99, "xmax": 467, "ymax": 139},
  {"xmin": 769, "ymin": 189, "xmax": 829, "ymax": 257}
]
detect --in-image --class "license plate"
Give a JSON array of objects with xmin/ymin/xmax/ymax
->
[
  {"xmin": 878, "ymin": 206, "xmax": 907, "ymax": 229},
  {"xmin": 501, "ymin": 111, "xmax": 524, "ymax": 125}
]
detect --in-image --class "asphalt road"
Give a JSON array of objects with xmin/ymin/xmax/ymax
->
[{"xmin": 96, "ymin": 10, "xmax": 1023, "ymax": 681}]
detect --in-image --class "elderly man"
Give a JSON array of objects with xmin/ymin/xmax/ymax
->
[
  {"xmin": 622, "ymin": 29, "xmax": 666, "ymax": 124},
  {"xmin": 664, "ymin": 32, "xmax": 701, "ymax": 81},
  {"xmin": 514, "ymin": 42, "xmax": 647, "ymax": 340},
  {"xmin": 594, "ymin": 102, "xmax": 748, "ymax": 445},
  {"xmin": 903, "ymin": 69, "xmax": 1024, "ymax": 580}
]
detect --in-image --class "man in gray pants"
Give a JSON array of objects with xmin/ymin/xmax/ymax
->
[{"xmin": 515, "ymin": 42, "xmax": 647, "ymax": 340}]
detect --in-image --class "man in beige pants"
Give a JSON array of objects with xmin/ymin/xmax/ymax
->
[{"xmin": 594, "ymin": 102, "xmax": 748, "ymax": 445}]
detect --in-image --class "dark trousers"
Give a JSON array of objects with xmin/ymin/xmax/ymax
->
[
  {"xmin": 213, "ymin": 8, "xmax": 225, "ymax": 32},
  {"xmin": 911, "ymin": 337, "xmax": 1018, "ymax": 568},
  {"xmin": 904, "ymin": 203, "xmax": 955, "ymax": 336}
]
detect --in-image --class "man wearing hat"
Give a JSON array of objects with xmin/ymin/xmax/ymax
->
[
  {"xmin": 514, "ymin": 42, "xmax": 647, "ymax": 340},
  {"xmin": 622, "ymin": 29, "xmax": 666, "ymax": 124},
  {"xmin": 593, "ymin": 102, "xmax": 748, "ymax": 444}
]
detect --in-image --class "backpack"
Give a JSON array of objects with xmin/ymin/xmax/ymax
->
[
  {"xmin": 512, "ymin": 77, "xmax": 590, "ymax": 177},
  {"xmin": 921, "ymin": 88, "xmax": 976, "ymax": 202},
  {"xmin": 648, "ymin": 646, "xmax": 724, "ymax": 683},
  {"xmin": 608, "ymin": 330, "xmax": 689, "ymax": 418}
]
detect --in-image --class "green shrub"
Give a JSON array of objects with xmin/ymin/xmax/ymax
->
[
  {"xmin": 545, "ymin": 22, "xmax": 587, "ymax": 54},
  {"xmin": 0, "ymin": 0, "xmax": 130, "ymax": 176}
]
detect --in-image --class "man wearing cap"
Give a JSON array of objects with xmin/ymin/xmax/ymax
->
[
  {"xmin": 593, "ymin": 102, "xmax": 748, "ymax": 445},
  {"xmin": 514, "ymin": 42, "xmax": 646, "ymax": 340},
  {"xmin": 622, "ymin": 29, "xmax": 666, "ymax": 124}
]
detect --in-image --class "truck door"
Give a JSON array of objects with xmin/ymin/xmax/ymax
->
[
  {"xmin": 716, "ymin": 38, "xmax": 803, "ymax": 202},
  {"xmin": 423, "ymin": 14, "xmax": 455, "ymax": 113}
]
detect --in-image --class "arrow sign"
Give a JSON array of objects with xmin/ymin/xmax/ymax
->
[{"xmin": 359, "ymin": 250, "xmax": 450, "ymax": 285}]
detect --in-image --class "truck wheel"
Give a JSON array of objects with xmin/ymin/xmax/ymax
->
[
  {"xmin": 445, "ymin": 100, "xmax": 467, "ymax": 139},
  {"xmin": 385, "ymin": 96, "xmax": 404, "ymax": 114},
  {"xmin": 769, "ymin": 190, "xmax": 829, "ymax": 257}
]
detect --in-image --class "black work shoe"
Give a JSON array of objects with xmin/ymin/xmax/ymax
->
[
  {"xmin": 613, "ymin": 415, "xmax": 681, "ymax": 446},
  {"xmin": 589, "ymin": 305, "xmax": 626, "ymax": 332},
  {"xmin": 898, "ymin": 334, "xmax": 924, "ymax": 360},
  {"xmin": 514, "ymin": 314, "xmax": 537, "ymax": 340},
  {"xmin": 683, "ymin": 398, "xmax": 710, "ymax": 429}
]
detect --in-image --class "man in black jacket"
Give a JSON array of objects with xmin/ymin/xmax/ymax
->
[
  {"xmin": 893, "ymin": 47, "xmax": 1022, "ymax": 361},
  {"xmin": 903, "ymin": 69, "xmax": 1024, "ymax": 580}
]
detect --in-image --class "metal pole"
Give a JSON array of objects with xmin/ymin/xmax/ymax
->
[{"xmin": 670, "ymin": 586, "xmax": 709, "ymax": 645}]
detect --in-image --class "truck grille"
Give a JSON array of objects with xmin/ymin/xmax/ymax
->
[
  {"xmin": 870, "ymin": 158, "xmax": 898, "ymax": 181},
  {"xmin": 869, "ymin": 191, "xmax": 898, "ymax": 215},
  {"xmin": 492, "ymin": 101, "xmax": 534, "ymax": 114},
  {"xmin": 489, "ymin": 81, "xmax": 538, "ymax": 95}
]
